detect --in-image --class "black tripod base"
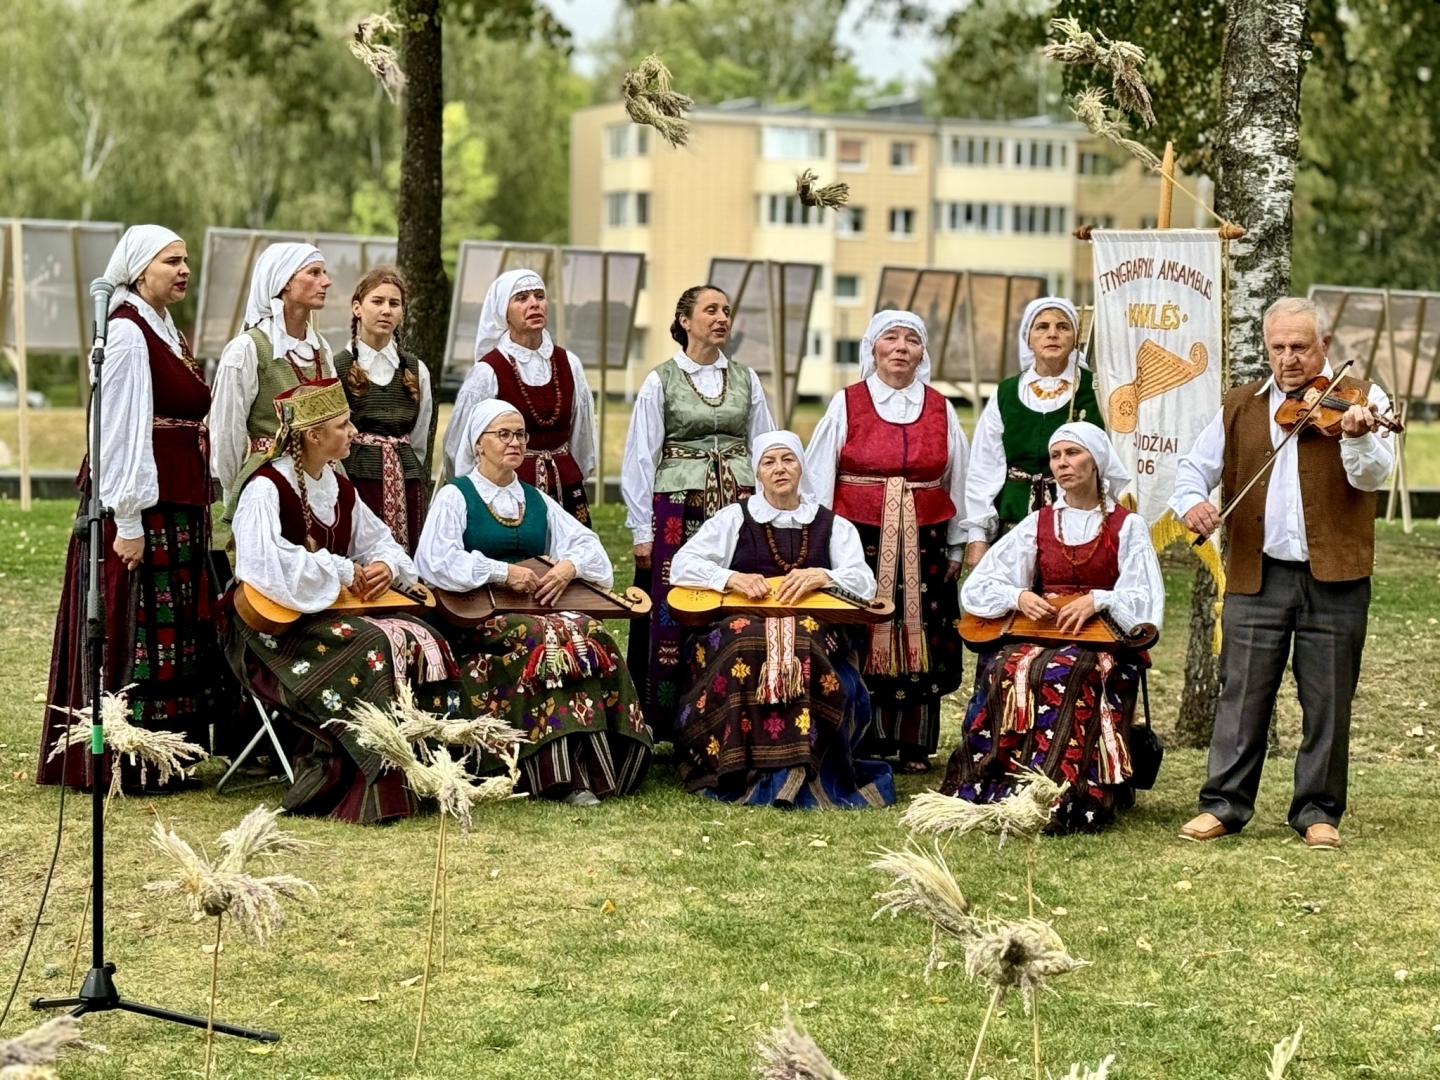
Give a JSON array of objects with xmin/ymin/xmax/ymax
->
[{"xmin": 32, "ymin": 963, "xmax": 279, "ymax": 1042}]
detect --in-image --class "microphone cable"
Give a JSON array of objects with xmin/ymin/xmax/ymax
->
[{"xmin": 0, "ymin": 771, "xmax": 69, "ymax": 1032}]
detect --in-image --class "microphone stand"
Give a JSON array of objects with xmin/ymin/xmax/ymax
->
[{"xmin": 30, "ymin": 288, "xmax": 277, "ymax": 1043}]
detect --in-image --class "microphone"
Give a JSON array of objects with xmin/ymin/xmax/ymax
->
[{"xmin": 89, "ymin": 278, "xmax": 114, "ymax": 348}]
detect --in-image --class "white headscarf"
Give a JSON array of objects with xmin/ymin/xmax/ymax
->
[
  {"xmin": 1049, "ymin": 421, "xmax": 1130, "ymax": 501},
  {"xmin": 859, "ymin": 310, "xmax": 931, "ymax": 385},
  {"xmin": 244, "ymin": 242, "xmax": 325, "ymax": 361},
  {"xmin": 102, "ymin": 225, "xmax": 182, "ymax": 316},
  {"xmin": 473, "ymin": 269, "xmax": 551, "ymax": 360},
  {"xmin": 1018, "ymin": 296, "xmax": 1086, "ymax": 372},
  {"xmin": 750, "ymin": 430, "xmax": 805, "ymax": 473},
  {"xmin": 454, "ymin": 398, "xmax": 525, "ymax": 479}
]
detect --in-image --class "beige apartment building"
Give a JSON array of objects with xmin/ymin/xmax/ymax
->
[{"xmin": 571, "ymin": 99, "xmax": 1176, "ymax": 396}]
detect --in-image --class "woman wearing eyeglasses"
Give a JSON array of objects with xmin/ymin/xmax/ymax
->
[{"xmin": 416, "ymin": 399, "xmax": 652, "ymax": 806}]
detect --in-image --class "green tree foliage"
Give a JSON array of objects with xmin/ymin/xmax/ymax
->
[{"xmin": 928, "ymin": 0, "xmax": 1065, "ymax": 121}]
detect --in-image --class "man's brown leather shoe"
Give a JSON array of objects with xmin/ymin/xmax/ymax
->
[
  {"xmin": 1303, "ymin": 823, "xmax": 1342, "ymax": 850},
  {"xmin": 1178, "ymin": 812, "xmax": 1230, "ymax": 842}
]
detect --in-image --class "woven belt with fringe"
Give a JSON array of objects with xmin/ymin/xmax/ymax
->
[
  {"xmin": 153, "ymin": 417, "xmax": 209, "ymax": 471},
  {"xmin": 248, "ymin": 435, "xmax": 275, "ymax": 458},
  {"xmin": 1006, "ymin": 464, "xmax": 1056, "ymax": 516},
  {"xmin": 524, "ymin": 441, "xmax": 573, "ymax": 500},
  {"xmin": 838, "ymin": 472, "xmax": 944, "ymax": 676},
  {"xmin": 353, "ymin": 432, "xmax": 412, "ymax": 548},
  {"xmin": 661, "ymin": 440, "xmax": 748, "ymax": 517}
]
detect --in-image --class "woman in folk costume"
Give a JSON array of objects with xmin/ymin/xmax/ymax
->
[
  {"xmin": 667, "ymin": 431, "xmax": 893, "ymax": 809},
  {"xmin": 333, "ymin": 266, "xmax": 433, "ymax": 554},
  {"xmin": 806, "ymin": 310, "xmax": 969, "ymax": 773},
  {"xmin": 210, "ymin": 242, "xmax": 335, "ymax": 520},
  {"xmin": 961, "ymin": 296, "xmax": 1104, "ymax": 568},
  {"xmin": 416, "ymin": 399, "xmax": 651, "ymax": 807},
  {"xmin": 226, "ymin": 380, "xmax": 458, "ymax": 824},
  {"xmin": 622, "ymin": 284, "xmax": 775, "ymax": 734},
  {"xmin": 941, "ymin": 422, "xmax": 1163, "ymax": 833},
  {"xmin": 442, "ymin": 269, "xmax": 597, "ymax": 523},
  {"xmin": 39, "ymin": 226, "xmax": 224, "ymax": 792}
]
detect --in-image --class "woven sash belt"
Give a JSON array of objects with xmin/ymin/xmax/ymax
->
[
  {"xmin": 352, "ymin": 432, "xmax": 413, "ymax": 547},
  {"xmin": 1007, "ymin": 464, "xmax": 1056, "ymax": 517},
  {"xmin": 154, "ymin": 417, "xmax": 209, "ymax": 470},
  {"xmin": 660, "ymin": 441, "xmax": 747, "ymax": 518},
  {"xmin": 524, "ymin": 441, "xmax": 573, "ymax": 500}
]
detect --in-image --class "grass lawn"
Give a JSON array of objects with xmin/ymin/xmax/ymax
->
[{"xmin": 2, "ymin": 503, "xmax": 1440, "ymax": 1079}]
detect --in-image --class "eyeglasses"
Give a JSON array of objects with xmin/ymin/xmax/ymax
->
[{"xmin": 482, "ymin": 428, "xmax": 530, "ymax": 445}]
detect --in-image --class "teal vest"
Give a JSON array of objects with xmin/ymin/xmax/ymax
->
[
  {"xmin": 994, "ymin": 366, "xmax": 1103, "ymax": 526},
  {"xmin": 653, "ymin": 357, "xmax": 757, "ymax": 493},
  {"xmin": 452, "ymin": 477, "xmax": 549, "ymax": 563}
]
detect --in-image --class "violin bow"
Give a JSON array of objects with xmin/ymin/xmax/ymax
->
[{"xmin": 1191, "ymin": 358, "xmax": 1354, "ymax": 548}]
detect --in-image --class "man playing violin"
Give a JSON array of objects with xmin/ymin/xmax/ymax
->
[{"xmin": 1170, "ymin": 296, "xmax": 1394, "ymax": 850}]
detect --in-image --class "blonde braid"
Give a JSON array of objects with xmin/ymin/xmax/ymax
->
[{"xmin": 288, "ymin": 433, "xmax": 318, "ymax": 551}]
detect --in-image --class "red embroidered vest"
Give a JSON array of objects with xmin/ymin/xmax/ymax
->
[
  {"xmin": 1035, "ymin": 504, "xmax": 1129, "ymax": 595},
  {"xmin": 253, "ymin": 464, "xmax": 356, "ymax": 555},
  {"xmin": 833, "ymin": 382, "xmax": 955, "ymax": 527},
  {"xmin": 110, "ymin": 303, "xmax": 211, "ymax": 506},
  {"xmin": 479, "ymin": 346, "xmax": 583, "ymax": 488}
]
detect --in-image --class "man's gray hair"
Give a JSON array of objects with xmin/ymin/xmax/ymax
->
[{"xmin": 1263, "ymin": 296, "xmax": 1331, "ymax": 341}]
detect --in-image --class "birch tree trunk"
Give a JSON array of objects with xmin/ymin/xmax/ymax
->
[{"xmin": 1174, "ymin": 0, "xmax": 1307, "ymax": 747}]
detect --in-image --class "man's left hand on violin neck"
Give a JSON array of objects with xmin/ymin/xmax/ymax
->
[{"xmin": 1339, "ymin": 402, "xmax": 1382, "ymax": 438}]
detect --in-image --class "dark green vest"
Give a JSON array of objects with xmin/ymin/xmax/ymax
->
[
  {"xmin": 994, "ymin": 366, "xmax": 1103, "ymax": 526},
  {"xmin": 452, "ymin": 477, "xmax": 549, "ymax": 563}
]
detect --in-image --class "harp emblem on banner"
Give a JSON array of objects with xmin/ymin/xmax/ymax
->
[{"xmin": 1107, "ymin": 340, "xmax": 1209, "ymax": 433}]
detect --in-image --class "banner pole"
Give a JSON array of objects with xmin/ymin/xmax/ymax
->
[
  {"xmin": 11, "ymin": 220, "xmax": 31, "ymax": 511},
  {"xmin": 1157, "ymin": 142, "xmax": 1176, "ymax": 229}
]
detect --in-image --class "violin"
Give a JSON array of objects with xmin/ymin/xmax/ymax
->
[{"xmin": 1274, "ymin": 374, "xmax": 1404, "ymax": 437}]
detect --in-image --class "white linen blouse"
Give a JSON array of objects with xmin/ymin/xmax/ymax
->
[{"xmin": 351, "ymin": 339, "xmax": 433, "ymax": 466}]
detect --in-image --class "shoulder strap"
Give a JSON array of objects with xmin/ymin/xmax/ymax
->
[{"xmin": 245, "ymin": 326, "xmax": 272, "ymax": 367}]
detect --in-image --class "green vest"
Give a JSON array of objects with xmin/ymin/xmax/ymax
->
[
  {"xmin": 994, "ymin": 366, "xmax": 1104, "ymax": 526},
  {"xmin": 222, "ymin": 327, "xmax": 335, "ymax": 521},
  {"xmin": 452, "ymin": 477, "xmax": 549, "ymax": 563},
  {"xmin": 653, "ymin": 358, "xmax": 756, "ymax": 494}
]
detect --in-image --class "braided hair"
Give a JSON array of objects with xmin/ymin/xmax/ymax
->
[
  {"xmin": 287, "ymin": 431, "xmax": 319, "ymax": 551},
  {"xmin": 347, "ymin": 265, "xmax": 420, "ymax": 403}
]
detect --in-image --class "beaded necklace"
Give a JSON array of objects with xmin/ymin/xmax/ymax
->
[
  {"xmin": 682, "ymin": 362, "xmax": 728, "ymax": 407},
  {"xmin": 505, "ymin": 348, "xmax": 564, "ymax": 426},
  {"xmin": 764, "ymin": 522, "xmax": 810, "ymax": 572},
  {"xmin": 1054, "ymin": 502, "xmax": 1107, "ymax": 570}
]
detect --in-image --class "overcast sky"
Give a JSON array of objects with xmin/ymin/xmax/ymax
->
[{"xmin": 548, "ymin": 0, "xmax": 965, "ymax": 87}]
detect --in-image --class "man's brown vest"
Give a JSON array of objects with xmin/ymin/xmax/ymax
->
[{"xmin": 1220, "ymin": 376, "xmax": 1376, "ymax": 595}]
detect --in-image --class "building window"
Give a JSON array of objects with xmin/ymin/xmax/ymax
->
[
  {"xmin": 890, "ymin": 141, "xmax": 916, "ymax": 168},
  {"xmin": 948, "ymin": 136, "xmax": 997, "ymax": 166},
  {"xmin": 628, "ymin": 328, "xmax": 647, "ymax": 362},
  {"xmin": 635, "ymin": 192, "xmax": 650, "ymax": 226},
  {"xmin": 808, "ymin": 330, "xmax": 824, "ymax": 357},
  {"xmin": 836, "ymin": 206, "xmax": 866, "ymax": 235},
  {"xmin": 938, "ymin": 201, "xmax": 1006, "ymax": 233},
  {"xmin": 888, "ymin": 208, "xmax": 916, "ymax": 236},
  {"xmin": 1140, "ymin": 216, "xmax": 1159, "ymax": 229},
  {"xmin": 762, "ymin": 126, "xmax": 826, "ymax": 160},
  {"xmin": 835, "ymin": 339, "xmax": 861, "ymax": 365},
  {"xmin": 1078, "ymin": 152, "xmax": 1114, "ymax": 176},
  {"xmin": 1079, "ymin": 214, "xmax": 1116, "ymax": 229},
  {"xmin": 834, "ymin": 274, "xmax": 861, "ymax": 299},
  {"xmin": 764, "ymin": 193, "xmax": 826, "ymax": 227},
  {"xmin": 838, "ymin": 138, "xmax": 866, "ymax": 167},
  {"xmin": 1011, "ymin": 205, "xmax": 1069, "ymax": 234},
  {"xmin": 605, "ymin": 124, "xmax": 649, "ymax": 159},
  {"xmin": 605, "ymin": 192, "xmax": 628, "ymax": 227},
  {"xmin": 636, "ymin": 128, "xmax": 649, "ymax": 156}
]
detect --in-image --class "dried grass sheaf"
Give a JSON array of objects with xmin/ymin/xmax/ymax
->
[
  {"xmin": 1070, "ymin": 87, "xmax": 1161, "ymax": 171},
  {"xmin": 622, "ymin": 54, "xmax": 693, "ymax": 148},
  {"xmin": 901, "ymin": 770, "xmax": 1065, "ymax": 845},
  {"xmin": 795, "ymin": 169, "xmax": 849, "ymax": 210},
  {"xmin": 47, "ymin": 687, "xmax": 207, "ymax": 795},
  {"xmin": 146, "ymin": 806, "xmax": 315, "ymax": 944},
  {"xmin": 870, "ymin": 844, "xmax": 979, "ymax": 977},
  {"xmin": 0, "ymin": 1017, "xmax": 84, "ymax": 1080},
  {"xmin": 1266, "ymin": 1024, "xmax": 1303, "ymax": 1080},
  {"xmin": 1044, "ymin": 17, "xmax": 1154, "ymax": 126},
  {"xmin": 350, "ymin": 13, "xmax": 406, "ymax": 103},
  {"xmin": 963, "ymin": 917, "xmax": 1090, "ymax": 1014},
  {"xmin": 753, "ymin": 1008, "xmax": 848, "ymax": 1080}
]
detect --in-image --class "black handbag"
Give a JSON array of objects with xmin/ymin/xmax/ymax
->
[{"xmin": 1127, "ymin": 669, "xmax": 1163, "ymax": 791}]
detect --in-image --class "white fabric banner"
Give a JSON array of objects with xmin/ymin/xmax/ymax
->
[{"xmin": 1091, "ymin": 229, "xmax": 1223, "ymax": 523}]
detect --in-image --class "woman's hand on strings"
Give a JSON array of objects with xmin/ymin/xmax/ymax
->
[
  {"xmin": 534, "ymin": 559, "xmax": 576, "ymax": 605},
  {"xmin": 113, "ymin": 535, "xmax": 144, "ymax": 571},
  {"xmin": 1016, "ymin": 590, "xmax": 1056, "ymax": 622},
  {"xmin": 1053, "ymin": 594, "xmax": 1097, "ymax": 635},
  {"xmin": 774, "ymin": 567, "xmax": 828, "ymax": 605},
  {"xmin": 1182, "ymin": 500, "xmax": 1220, "ymax": 538},
  {"xmin": 506, "ymin": 563, "xmax": 542, "ymax": 595},
  {"xmin": 633, "ymin": 542, "xmax": 653, "ymax": 570},
  {"xmin": 354, "ymin": 561, "xmax": 394, "ymax": 601},
  {"xmin": 726, "ymin": 572, "xmax": 772, "ymax": 600}
]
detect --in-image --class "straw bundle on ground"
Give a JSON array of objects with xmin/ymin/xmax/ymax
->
[
  {"xmin": 350, "ymin": 13, "xmax": 406, "ymax": 103},
  {"xmin": 753, "ymin": 1008, "xmax": 848, "ymax": 1080},
  {"xmin": 963, "ymin": 917, "xmax": 1089, "ymax": 1013},
  {"xmin": 901, "ymin": 771, "xmax": 1065, "ymax": 845},
  {"xmin": 47, "ymin": 688, "xmax": 207, "ymax": 794},
  {"xmin": 621, "ymin": 55, "xmax": 693, "ymax": 147},
  {"xmin": 0, "ymin": 1017, "xmax": 84, "ymax": 1079},
  {"xmin": 871, "ymin": 844, "xmax": 979, "ymax": 977}
]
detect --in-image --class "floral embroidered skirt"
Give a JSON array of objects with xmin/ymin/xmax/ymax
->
[
  {"xmin": 627, "ymin": 487, "xmax": 750, "ymax": 738},
  {"xmin": 39, "ymin": 501, "xmax": 231, "ymax": 791},
  {"xmin": 445, "ymin": 612, "xmax": 652, "ymax": 800},
  {"xmin": 674, "ymin": 616, "xmax": 894, "ymax": 809},
  {"xmin": 224, "ymin": 607, "xmax": 458, "ymax": 824},
  {"xmin": 939, "ymin": 644, "xmax": 1142, "ymax": 833},
  {"xmin": 850, "ymin": 522, "xmax": 963, "ymax": 762}
]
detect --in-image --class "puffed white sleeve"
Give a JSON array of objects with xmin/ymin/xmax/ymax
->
[
  {"xmin": 943, "ymin": 400, "xmax": 971, "ymax": 556},
  {"xmin": 804, "ymin": 392, "xmax": 848, "ymax": 507},
  {"xmin": 209, "ymin": 333, "xmax": 259, "ymax": 495},
  {"xmin": 96, "ymin": 321, "xmax": 157, "ymax": 540},
  {"xmin": 348, "ymin": 494, "xmax": 417, "ymax": 586},
  {"xmin": 621, "ymin": 370, "xmax": 666, "ymax": 545},
  {"xmin": 414, "ymin": 483, "xmax": 512, "ymax": 590},
  {"xmin": 408, "ymin": 362, "xmax": 434, "ymax": 467},
  {"xmin": 747, "ymin": 368, "xmax": 776, "ymax": 441},
  {"xmin": 960, "ymin": 513, "xmax": 1039, "ymax": 618},
  {"xmin": 826, "ymin": 515, "xmax": 876, "ymax": 600},
  {"xmin": 962, "ymin": 396, "xmax": 1007, "ymax": 543},
  {"xmin": 1168, "ymin": 407, "xmax": 1225, "ymax": 519},
  {"xmin": 232, "ymin": 476, "xmax": 352, "ymax": 613},
  {"xmin": 669, "ymin": 504, "xmax": 744, "ymax": 591},
  {"xmin": 1337, "ymin": 382, "xmax": 1396, "ymax": 491},
  {"xmin": 1088, "ymin": 512, "xmax": 1165, "ymax": 632},
  {"xmin": 544, "ymin": 491, "xmax": 614, "ymax": 588},
  {"xmin": 441, "ymin": 362, "xmax": 498, "ymax": 483},
  {"xmin": 567, "ymin": 354, "xmax": 599, "ymax": 480}
]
